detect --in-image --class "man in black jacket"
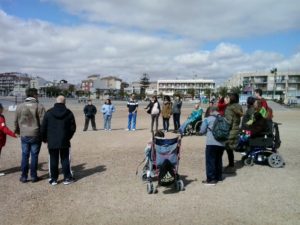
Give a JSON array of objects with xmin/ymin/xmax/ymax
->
[
  {"xmin": 83, "ymin": 99, "xmax": 97, "ymax": 131},
  {"xmin": 41, "ymin": 96, "xmax": 76, "ymax": 185}
]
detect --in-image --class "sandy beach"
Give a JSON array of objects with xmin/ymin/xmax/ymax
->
[{"xmin": 0, "ymin": 99, "xmax": 299, "ymax": 225}]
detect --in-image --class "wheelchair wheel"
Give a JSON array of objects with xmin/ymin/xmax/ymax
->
[
  {"xmin": 268, "ymin": 153, "xmax": 284, "ymax": 168},
  {"xmin": 175, "ymin": 180, "xmax": 185, "ymax": 191},
  {"xmin": 185, "ymin": 125, "xmax": 193, "ymax": 135},
  {"xmin": 244, "ymin": 157, "xmax": 254, "ymax": 166}
]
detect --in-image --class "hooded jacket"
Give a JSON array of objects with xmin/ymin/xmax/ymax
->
[
  {"xmin": 41, "ymin": 103, "xmax": 76, "ymax": 149},
  {"xmin": 0, "ymin": 115, "xmax": 16, "ymax": 148}
]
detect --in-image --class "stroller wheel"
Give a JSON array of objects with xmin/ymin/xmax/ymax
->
[
  {"xmin": 244, "ymin": 157, "xmax": 254, "ymax": 166},
  {"xmin": 175, "ymin": 180, "xmax": 185, "ymax": 191},
  {"xmin": 141, "ymin": 172, "xmax": 147, "ymax": 181},
  {"xmin": 268, "ymin": 153, "xmax": 284, "ymax": 168},
  {"xmin": 147, "ymin": 182, "xmax": 154, "ymax": 194}
]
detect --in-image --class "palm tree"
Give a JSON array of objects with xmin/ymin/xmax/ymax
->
[{"xmin": 140, "ymin": 73, "xmax": 150, "ymax": 99}]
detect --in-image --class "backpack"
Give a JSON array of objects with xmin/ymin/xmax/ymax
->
[
  {"xmin": 158, "ymin": 159, "xmax": 176, "ymax": 186},
  {"xmin": 209, "ymin": 115, "xmax": 231, "ymax": 141}
]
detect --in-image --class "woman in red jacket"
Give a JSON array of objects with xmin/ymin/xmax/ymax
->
[{"xmin": 0, "ymin": 103, "xmax": 17, "ymax": 176}]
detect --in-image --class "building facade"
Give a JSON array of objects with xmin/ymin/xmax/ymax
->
[
  {"xmin": 157, "ymin": 79, "xmax": 215, "ymax": 96},
  {"xmin": 0, "ymin": 72, "xmax": 31, "ymax": 96},
  {"xmin": 227, "ymin": 71, "xmax": 300, "ymax": 101}
]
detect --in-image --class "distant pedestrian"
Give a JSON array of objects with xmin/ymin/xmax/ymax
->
[
  {"xmin": 41, "ymin": 96, "xmax": 76, "ymax": 186},
  {"xmin": 101, "ymin": 98, "xmax": 115, "ymax": 131},
  {"xmin": 161, "ymin": 96, "xmax": 172, "ymax": 132},
  {"xmin": 172, "ymin": 96, "xmax": 182, "ymax": 132},
  {"xmin": 14, "ymin": 88, "xmax": 45, "ymax": 183},
  {"xmin": 83, "ymin": 99, "xmax": 97, "ymax": 131},
  {"xmin": 145, "ymin": 96, "xmax": 161, "ymax": 133},
  {"xmin": 0, "ymin": 103, "xmax": 17, "ymax": 176},
  {"xmin": 200, "ymin": 106, "xmax": 225, "ymax": 185},
  {"xmin": 127, "ymin": 94, "xmax": 138, "ymax": 131}
]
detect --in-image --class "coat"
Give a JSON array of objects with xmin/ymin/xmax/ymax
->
[
  {"xmin": 161, "ymin": 101, "xmax": 172, "ymax": 118},
  {"xmin": 0, "ymin": 115, "xmax": 16, "ymax": 149}
]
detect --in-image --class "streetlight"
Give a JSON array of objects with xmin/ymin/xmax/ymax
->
[{"xmin": 270, "ymin": 68, "xmax": 277, "ymax": 99}]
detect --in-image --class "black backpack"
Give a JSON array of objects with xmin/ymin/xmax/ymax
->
[
  {"xmin": 209, "ymin": 115, "xmax": 231, "ymax": 141},
  {"xmin": 158, "ymin": 159, "xmax": 176, "ymax": 186}
]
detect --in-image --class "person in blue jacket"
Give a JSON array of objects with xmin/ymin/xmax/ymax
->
[{"xmin": 101, "ymin": 98, "xmax": 115, "ymax": 131}]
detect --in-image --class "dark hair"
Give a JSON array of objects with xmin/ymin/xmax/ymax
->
[
  {"xmin": 247, "ymin": 96, "xmax": 256, "ymax": 106},
  {"xmin": 154, "ymin": 130, "xmax": 165, "ymax": 138},
  {"xmin": 0, "ymin": 103, "xmax": 3, "ymax": 109},
  {"xmin": 152, "ymin": 96, "xmax": 158, "ymax": 102},
  {"xmin": 229, "ymin": 93, "xmax": 239, "ymax": 104},
  {"xmin": 26, "ymin": 88, "xmax": 38, "ymax": 98},
  {"xmin": 254, "ymin": 112, "xmax": 263, "ymax": 121},
  {"xmin": 105, "ymin": 99, "xmax": 111, "ymax": 105},
  {"xmin": 255, "ymin": 89, "xmax": 263, "ymax": 96},
  {"xmin": 164, "ymin": 95, "xmax": 171, "ymax": 102}
]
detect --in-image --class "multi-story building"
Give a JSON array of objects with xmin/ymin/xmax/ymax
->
[
  {"xmin": 81, "ymin": 75, "xmax": 100, "ymax": 92},
  {"xmin": 226, "ymin": 71, "xmax": 300, "ymax": 100},
  {"xmin": 0, "ymin": 72, "xmax": 31, "ymax": 96},
  {"xmin": 157, "ymin": 79, "xmax": 215, "ymax": 96}
]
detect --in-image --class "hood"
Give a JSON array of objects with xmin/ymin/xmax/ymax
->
[
  {"xmin": 50, "ymin": 103, "xmax": 68, "ymax": 119},
  {"xmin": 25, "ymin": 97, "xmax": 38, "ymax": 103}
]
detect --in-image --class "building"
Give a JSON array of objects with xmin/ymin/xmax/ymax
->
[
  {"xmin": 226, "ymin": 71, "xmax": 300, "ymax": 101},
  {"xmin": 0, "ymin": 72, "xmax": 31, "ymax": 96},
  {"xmin": 81, "ymin": 75, "xmax": 100, "ymax": 92},
  {"xmin": 126, "ymin": 81, "xmax": 157, "ymax": 95},
  {"xmin": 157, "ymin": 79, "xmax": 215, "ymax": 97}
]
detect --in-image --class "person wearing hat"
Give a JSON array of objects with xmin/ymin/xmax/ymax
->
[
  {"xmin": 83, "ymin": 99, "xmax": 97, "ymax": 131},
  {"xmin": 0, "ymin": 103, "xmax": 17, "ymax": 176},
  {"xmin": 101, "ymin": 98, "xmax": 115, "ymax": 131}
]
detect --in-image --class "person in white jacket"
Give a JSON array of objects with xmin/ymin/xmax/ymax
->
[{"xmin": 101, "ymin": 99, "xmax": 115, "ymax": 131}]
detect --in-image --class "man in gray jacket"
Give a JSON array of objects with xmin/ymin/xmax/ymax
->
[{"xmin": 14, "ymin": 88, "xmax": 45, "ymax": 183}]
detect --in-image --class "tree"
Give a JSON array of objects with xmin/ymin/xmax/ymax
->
[
  {"xmin": 230, "ymin": 86, "xmax": 242, "ymax": 95},
  {"xmin": 204, "ymin": 88, "xmax": 212, "ymax": 101},
  {"xmin": 187, "ymin": 88, "xmax": 195, "ymax": 99},
  {"xmin": 217, "ymin": 86, "xmax": 228, "ymax": 97},
  {"xmin": 140, "ymin": 73, "xmax": 150, "ymax": 99}
]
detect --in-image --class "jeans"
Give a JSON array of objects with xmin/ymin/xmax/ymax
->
[
  {"xmin": 151, "ymin": 114, "xmax": 159, "ymax": 132},
  {"xmin": 225, "ymin": 147, "xmax": 235, "ymax": 167},
  {"xmin": 21, "ymin": 136, "xmax": 42, "ymax": 179},
  {"xmin": 173, "ymin": 113, "xmax": 181, "ymax": 131},
  {"xmin": 205, "ymin": 145, "xmax": 225, "ymax": 181},
  {"xmin": 162, "ymin": 117, "xmax": 170, "ymax": 131},
  {"xmin": 104, "ymin": 114, "xmax": 112, "ymax": 130},
  {"xmin": 84, "ymin": 115, "xmax": 96, "ymax": 130},
  {"xmin": 128, "ymin": 112, "xmax": 137, "ymax": 130},
  {"xmin": 48, "ymin": 148, "xmax": 72, "ymax": 180}
]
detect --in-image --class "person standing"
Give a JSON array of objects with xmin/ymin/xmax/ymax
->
[
  {"xmin": 200, "ymin": 106, "xmax": 225, "ymax": 185},
  {"xmin": 101, "ymin": 98, "xmax": 115, "ymax": 131},
  {"xmin": 145, "ymin": 96, "xmax": 161, "ymax": 133},
  {"xmin": 127, "ymin": 94, "xmax": 138, "ymax": 131},
  {"xmin": 41, "ymin": 96, "xmax": 76, "ymax": 185},
  {"xmin": 161, "ymin": 96, "xmax": 172, "ymax": 132},
  {"xmin": 172, "ymin": 96, "xmax": 182, "ymax": 132},
  {"xmin": 0, "ymin": 103, "xmax": 17, "ymax": 176},
  {"xmin": 224, "ymin": 93, "xmax": 243, "ymax": 173},
  {"xmin": 14, "ymin": 88, "xmax": 45, "ymax": 183},
  {"xmin": 83, "ymin": 99, "xmax": 97, "ymax": 131}
]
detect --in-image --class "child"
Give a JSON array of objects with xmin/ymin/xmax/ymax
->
[
  {"xmin": 101, "ymin": 98, "xmax": 115, "ymax": 131},
  {"xmin": 0, "ymin": 103, "xmax": 17, "ymax": 176}
]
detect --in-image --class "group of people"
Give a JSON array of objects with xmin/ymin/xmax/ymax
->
[{"xmin": 200, "ymin": 89, "xmax": 271, "ymax": 185}]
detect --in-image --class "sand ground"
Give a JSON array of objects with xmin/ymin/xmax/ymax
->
[{"xmin": 0, "ymin": 99, "xmax": 299, "ymax": 225}]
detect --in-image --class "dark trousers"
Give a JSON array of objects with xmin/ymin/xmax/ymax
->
[
  {"xmin": 173, "ymin": 113, "xmax": 181, "ymax": 131},
  {"xmin": 48, "ymin": 148, "xmax": 72, "ymax": 180},
  {"xmin": 151, "ymin": 114, "xmax": 159, "ymax": 132},
  {"xmin": 162, "ymin": 117, "xmax": 170, "ymax": 131},
  {"xmin": 225, "ymin": 148, "xmax": 235, "ymax": 167},
  {"xmin": 84, "ymin": 116, "xmax": 96, "ymax": 130},
  {"xmin": 205, "ymin": 145, "xmax": 225, "ymax": 181}
]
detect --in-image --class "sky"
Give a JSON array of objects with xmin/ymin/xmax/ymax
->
[{"xmin": 0, "ymin": 0, "xmax": 300, "ymax": 84}]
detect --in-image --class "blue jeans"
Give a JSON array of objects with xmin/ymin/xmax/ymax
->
[
  {"xmin": 104, "ymin": 114, "xmax": 112, "ymax": 130},
  {"xmin": 205, "ymin": 145, "xmax": 225, "ymax": 182},
  {"xmin": 21, "ymin": 136, "xmax": 42, "ymax": 179},
  {"xmin": 128, "ymin": 112, "xmax": 137, "ymax": 130}
]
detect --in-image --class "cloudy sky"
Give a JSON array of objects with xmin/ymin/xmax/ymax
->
[{"xmin": 0, "ymin": 0, "xmax": 300, "ymax": 84}]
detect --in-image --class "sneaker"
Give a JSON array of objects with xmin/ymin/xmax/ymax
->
[
  {"xmin": 0, "ymin": 172, "xmax": 5, "ymax": 176},
  {"xmin": 19, "ymin": 177, "xmax": 28, "ymax": 183},
  {"xmin": 132, "ymin": 129, "xmax": 136, "ymax": 131},
  {"xmin": 108, "ymin": 129, "xmax": 112, "ymax": 131},
  {"xmin": 63, "ymin": 177, "xmax": 75, "ymax": 185},
  {"xmin": 202, "ymin": 180, "xmax": 217, "ymax": 186},
  {"xmin": 31, "ymin": 177, "xmax": 40, "ymax": 183},
  {"xmin": 126, "ymin": 128, "xmax": 130, "ymax": 131},
  {"xmin": 49, "ymin": 179, "xmax": 58, "ymax": 186}
]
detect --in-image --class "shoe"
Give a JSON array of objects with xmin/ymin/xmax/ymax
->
[
  {"xmin": 19, "ymin": 177, "xmax": 28, "ymax": 183},
  {"xmin": 132, "ymin": 129, "xmax": 136, "ymax": 131},
  {"xmin": 63, "ymin": 177, "xmax": 75, "ymax": 185},
  {"xmin": 0, "ymin": 172, "xmax": 5, "ymax": 176},
  {"xmin": 108, "ymin": 129, "xmax": 112, "ymax": 131},
  {"xmin": 126, "ymin": 128, "xmax": 130, "ymax": 131},
  {"xmin": 49, "ymin": 179, "xmax": 58, "ymax": 186},
  {"xmin": 202, "ymin": 180, "xmax": 217, "ymax": 186},
  {"xmin": 31, "ymin": 177, "xmax": 40, "ymax": 183},
  {"xmin": 83, "ymin": 129, "xmax": 87, "ymax": 132},
  {"xmin": 93, "ymin": 129, "xmax": 97, "ymax": 131},
  {"xmin": 223, "ymin": 166, "xmax": 236, "ymax": 174}
]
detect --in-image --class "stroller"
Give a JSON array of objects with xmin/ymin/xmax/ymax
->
[
  {"xmin": 179, "ymin": 113, "xmax": 202, "ymax": 136},
  {"xmin": 237, "ymin": 121, "xmax": 284, "ymax": 168},
  {"xmin": 141, "ymin": 136, "xmax": 184, "ymax": 194}
]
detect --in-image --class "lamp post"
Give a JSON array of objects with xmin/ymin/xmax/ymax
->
[{"xmin": 271, "ymin": 68, "xmax": 277, "ymax": 99}]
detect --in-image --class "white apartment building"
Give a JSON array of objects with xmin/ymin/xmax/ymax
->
[
  {"xmin": 157, "ymin": 79, "xmax": 215, "ymax": 96},
  {"xmin": 226, "ymin": 71, "xmax": 300, "ymax": 101}
]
